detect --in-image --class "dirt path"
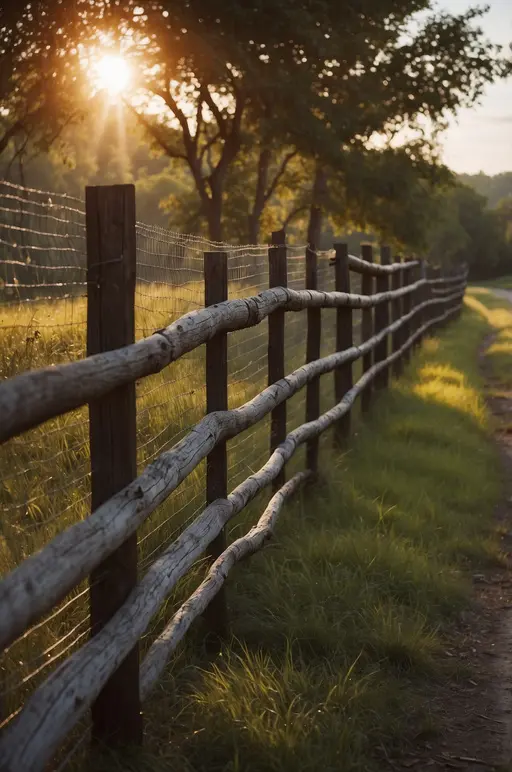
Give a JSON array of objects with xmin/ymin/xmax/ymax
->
[{"xmin": 392, "ymin": 303, "xmax": 512, "ymax": 772}]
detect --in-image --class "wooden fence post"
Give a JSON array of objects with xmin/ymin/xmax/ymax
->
[
  {"xmin": 361, "ymin": 244, "xmax": 374, "ymax": 413},
  {"xmin": 402, "ymin": 260, "xmax": 413, "ymax": 366},
  {"xmin": 268, "ymin": 229, "xmax": 287, "ymax": 491},
  {"xmin": 203, "ymin": 251, "xmax": 228, "ymax": 642},
  {"xmin": 333, "ymin": 243, "xmax": 352, "ymax": 445},
  {"xmin": 391, "ymin": 255, "xmax": 403, "ymax": 378},
  {"xmin": 86, "ymin": 184, "xmax": 142, "ymax": 746},
  {"xmin": 374, "ymin": 245, "xmax": 391, "ymax": 390},
  {"xmin": 414, "ymin": 260, "xmax": 426, "ymax": 347},
  {"xmin": 305, "ymin": 244, "xmax": 321, "ymax": 474},
  {"xmin": 427, "ymin": 265, "xmax": 439, "ymax": 331}
]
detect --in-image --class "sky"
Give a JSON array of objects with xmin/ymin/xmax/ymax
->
[{"xmin": 438, "ymin": 0, "xmax": 512, "ymax": 175}]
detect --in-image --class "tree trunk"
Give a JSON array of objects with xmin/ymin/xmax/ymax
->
[
  {"xmin": 306, "ymin": 166, "xmax": 328, "ymax": 248},
  {"xmin": 206, "ymin": 185, "xmax": 223, "ymax": 242},
  {"xmin": 248, "ymin": 147, "xmax": 271, "ymax": 243}
]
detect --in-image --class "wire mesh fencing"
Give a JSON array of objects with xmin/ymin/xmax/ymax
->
[
  {"xmin": 0, "ymin": 181, "xmax": 366, "ymax": 767},
  {"xmin": 0, "ymin": 181, "xmax": 91, "ymax": 738}
]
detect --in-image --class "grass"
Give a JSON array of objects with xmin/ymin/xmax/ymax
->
[
  {"xmin": 76, "ymin": 290, "xmax": 510, "ymax": 771},
  {"xmin": 0, "ymin": 278, "xmax": 339, "ymax": 729},
  {"xmin": 465, "ymin": 288, "xmax": 512, "ymax": 388},
  {"xmin": 476, "ymin": 275, "xmax": 512, "ymax": 291},
  {"xmin": 1, "ymin": 283, "xmax": 510, "ymax": 770}
]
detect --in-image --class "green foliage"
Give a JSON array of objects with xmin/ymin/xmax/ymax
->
[
  {"xmin": 3, "ymin": 0, "xmax": 508, "ymax": 242},
  {"xmin": 459, "ymin": 172, "xmax": 512, "ymax": 208},
  {"xmin": 426, "ymin": 184, "xmax": 512, "ymax": 278},
  {"xmin": 0, "ymin": 4, "xmax": 89, "ymax": 158},
  {"xmin": 1, "ymin": 105, "xmax": 197, "ymax": 229}
]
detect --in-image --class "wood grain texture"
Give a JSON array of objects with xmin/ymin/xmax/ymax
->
[
  {"xmin": 347, "ymin": 253, "xmax": 418, "ymax": 276},
  {"xmin": 334, "ymin": 243, "xmax": 352, "ymax": 445},
  {"xmin": 268, "ymin": 230, "xmax": 287, "ymax": 490},
  {"xmin": 86, "ymin": 184, "xmax": 142, "ymax": 745}
]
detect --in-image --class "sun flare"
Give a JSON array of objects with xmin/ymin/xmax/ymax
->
[{"xmin": 95, "ymin": 55, "xmax": 131, "ymax": 97}]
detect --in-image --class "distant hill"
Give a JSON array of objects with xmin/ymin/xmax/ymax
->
[{"xmin": 458, "ymin": 172, "xmax": 512, "ymax": 208}]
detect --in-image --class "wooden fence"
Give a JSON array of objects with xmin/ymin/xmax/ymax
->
[{"xmin": 0, "ymin": 184, "xmax": 467, "ymax": 772}]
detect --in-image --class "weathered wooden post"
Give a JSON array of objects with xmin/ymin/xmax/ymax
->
[
  {"xmin": 361, "ymin": 244, "xmax": 374, "ymax": 413},
  {"xmin": 374, "ymin": 245, "xmax": 391, "ymax": 390},
  {"xmin": 204, "ymin": 250, "xmax": 229, "ymax": 642},
  {"xmin": 402, "ymin": 260, "xmax": 414, "ymax": 366},
  {"xmin": 391, "ymin": 255, "xmax": 403, "ymax": 378},
  {"xmin": 305, "ymin": 243, "xmax": 321, "ymax": 474},
  {"xmin": 268, "ymin": 229, "xmax": 287, "ymax": 491},
  {"xmin": 333, "ymin": 243, "xmax": 352, "ymax": 445},
  {"xmin": 415, "ymin": 260, "xmax": 427, "ymax": 347},
  {"xmin": 86, "ymin": 184, "xmax": 142, "ymax": 746},
  {"xmin": 428, "ymin": 265, "xmax": 440, "ymax": 332}
]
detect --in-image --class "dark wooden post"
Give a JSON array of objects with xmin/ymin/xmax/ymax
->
[
  {"xmin": 268, "ymin": 229, "xmax": 287, "ymax": 491},
  {"xmin": 86, "ymin": 184, "xmax": 142, "ymax": 746},
  {"xmin": 203, "ymin": 251, "xmax": 228, "ymax": 642},
  {"xmin": 361, "ymin": 244, "xmax": 374, "ymax": 414},
  {"xmin": 391, "ymin": 255, "xmax": 403, "ymax": 378},
  {"xmin": 305, "ymin": 243, "xmax": 321, "ymax": 474},
  {"xmin": 414, "ymin": 260, "xmax": 425, "ymax": 347},
  {"xmin": 333, "ymin": 243, "xmax": 352, "ymax": 445},
  {"xmin": 400, "ymin": 260, "xmax": 412, "ymax": 371},
  {"xmin": 374, "ymin": 245, "xmax": 391, "ymax": 390},
  {"xmin": 427, "ymin": 265, "xmax": 439, "ymax": 332}
]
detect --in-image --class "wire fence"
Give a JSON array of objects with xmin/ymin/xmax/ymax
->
[
  {"xmin": 0, "ymin": 181, "xmax": 91, "ymax": 744},
  {"xmin": 0, "ymin": 182, "xmax": 335, "ymax": 757},
  {"xmin": 0, "ymin": 182, "xmax": 469, "ymax": 772}
]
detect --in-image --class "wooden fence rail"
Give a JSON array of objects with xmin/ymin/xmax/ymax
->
[{"xmin": 0, "ymin": 184, "xmax": 468, "ymax": 772}]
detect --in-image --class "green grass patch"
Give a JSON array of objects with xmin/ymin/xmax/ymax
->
[
  {"xmin": 475, "ymin": 275, "xmax": 512, "ymax": 291},
  {"xmin": 466, "ymin": 287, "xmax": 512, "ymax": 388},
  {"xmin": 81, "ymin": 294, "xmax": 508, "ymax": 771}
]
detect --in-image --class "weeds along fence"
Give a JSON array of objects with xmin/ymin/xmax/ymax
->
[{"xmin": 0, "ymin": 182, "xmax": 467, "ymax": 771}]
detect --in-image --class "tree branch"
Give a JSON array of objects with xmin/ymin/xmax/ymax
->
[
  {"xmin": 282, "ymin": 205, "xmax": 309, "ymax": 229},
  {"xmin": 199, "ymin": 131, "xmax": 221, "ymax": 163},
  {"xmin": 210, "ymin": 91, "xmax": 246, "ymax": 188},
  {"xmin": 126, "ymin": 103, "xmax": 187, "ymax": 161},
  {"xmin": 200, "ymin": 84, "xmax": 228, "ymax": 139},
  {"xmin": 263, "ymin": 150, "xmax": 298, "ymax": 206},
  {"xmin": 153, "ymin": 80, "xmax": 193, "ymax": 146},
  {"xmin": 193, "ymin": 96, "xmax": 204, "ymax": 152},
  {"xmin": 0, "ymin": 118, "xmax": 25, "ymax": 157}
]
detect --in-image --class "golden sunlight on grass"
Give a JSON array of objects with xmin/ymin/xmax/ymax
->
[
  {"xmin": 412, "ymin": 362, "xmax": 485, "ymax": 423},
  {"xmin": 466, "ymin": 288, "xmax": 512, "ymax": 387}
]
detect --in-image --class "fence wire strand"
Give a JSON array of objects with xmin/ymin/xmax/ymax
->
[
  {"xmin": 0, "ymin": 181, "xmax": 417, "ymax": 768},
  {"xmin": 0, "ymin": 182, "xmax": 91, "ymax": 741}
]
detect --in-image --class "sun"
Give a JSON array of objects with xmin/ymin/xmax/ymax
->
[{"xmin": 95, "ymin": 55, "xmax": 131, "ymax": 97}]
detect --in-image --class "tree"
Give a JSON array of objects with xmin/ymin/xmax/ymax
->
[
  {"xmin": 425, "ymin": 184, "xmax": 512, "ymax": 278},
  {"xmin": 459, "ymin": 172, "xmax": 512, "ymax": 208},
  {"xmin": 496, "ymin": 196, "xmax": 512, "ymax": 242},
  {"xmin": 302, "ymin": 5, "xmax": 511, "ymax": 249},
  {"xmin": 1, "ymin": 0, "xmax": 510, "ymax": 245},
  {"xmin": 0, "ymin": 3, "xmax": 87, "ymax": 163},
  {"xmin": 53, "ymin": 0, "xmax": 502, "ymax": 241}
]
